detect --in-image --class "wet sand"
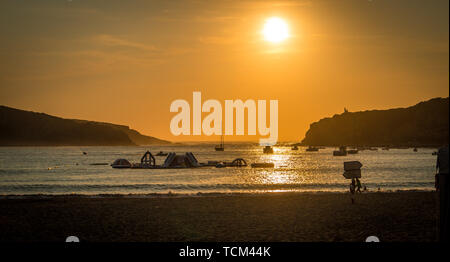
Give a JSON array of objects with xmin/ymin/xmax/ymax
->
[{"xmin": 0, "ymin": 191, "xmax": 438, "ymax": 242}]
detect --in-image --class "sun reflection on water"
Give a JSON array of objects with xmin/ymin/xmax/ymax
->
[{"xmin": 256, "ymin": 151, "xmax": 304, "ymax": 185}]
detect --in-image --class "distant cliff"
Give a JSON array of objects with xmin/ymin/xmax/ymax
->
[
  {"xmin": 0, "ymin": 105, "xmax": 170, "ymax": 146},
  {"xmin": 301, "ymin": 97, "xmax": 449, "ymax": 147}
]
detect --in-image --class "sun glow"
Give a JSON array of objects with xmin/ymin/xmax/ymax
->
[{"xmin": 262, "ymin": 17, "xmax": 290, "ymax": 43}]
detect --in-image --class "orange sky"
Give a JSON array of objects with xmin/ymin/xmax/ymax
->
[{"xmin": 0, "ymin": 0, "xmax": 448, "ymax": 142}]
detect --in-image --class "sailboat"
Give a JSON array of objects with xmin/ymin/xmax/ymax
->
[{"xmin": 215, "ymin": 135, "xmax": 225, "ymax": 151}]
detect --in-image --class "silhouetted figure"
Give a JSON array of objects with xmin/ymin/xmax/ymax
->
[
  {"xmin": 436, "ymin": 146, "xmax": 449, "ymax": 242},
  {"xmin": 350, "ymin": 178, "xmax": 356, "ymax": 204},
  {"xmin": 355, "ymin": 178, "xmax": 362, "ymax": 193}
]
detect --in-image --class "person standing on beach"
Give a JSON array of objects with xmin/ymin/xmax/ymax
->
[
  {"xmin": 436, "ymin": 146, "xmax": 449, "ymax": 242},
  {"xmin": 350, "ymin": 178, "xmax": 356, "ymax": 204},
  {"xmin": 355, "ymin": 178, "xmax": 362, "ymax": 193},
  {"xmin": 350, "ymin": 178, "xmax": 356, "ymax": 193}
]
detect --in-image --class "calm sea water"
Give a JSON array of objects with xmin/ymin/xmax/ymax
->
[{"xmin": 0, "ymin": 144, "xmax": 438, "ymax": 195}]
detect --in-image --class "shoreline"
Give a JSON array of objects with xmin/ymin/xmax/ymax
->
[{"xmin": 0, "ymin": 189, "xmax": 436, "ymax": 199}]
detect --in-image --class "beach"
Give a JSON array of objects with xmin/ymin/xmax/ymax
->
[{"xmin": 0, "ymin": 191, "xmax": 438, "ymax": 242}]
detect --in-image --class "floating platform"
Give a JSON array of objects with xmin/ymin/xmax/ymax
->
[
  {"xmin": 112, "ymin": 151, "xmax": 249, "ymax": 169},
  {"xmin": 111, "ymin": 159, "xmax": 132, "ymax": 168},
  {"xmin": 214, "ymin": 158, "xmax": 248, "ymax": 168},
  {"xmin": 251, "ymin": 162, "xmax": 274, "ymax": 168}
]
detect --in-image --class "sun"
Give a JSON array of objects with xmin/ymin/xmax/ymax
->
[{"xmin": 262, "ymin": 17, "xmax": 289, "ymax": 43}]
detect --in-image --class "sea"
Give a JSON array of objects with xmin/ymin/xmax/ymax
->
[{"xmin": 0, "ymin": 144, "xmax": 438, "ymax": 195}]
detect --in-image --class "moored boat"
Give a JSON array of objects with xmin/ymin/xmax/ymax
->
[
  {"xmin": 333, "ymin": 146, "xmax": 347, "ymax": 156},
  {"xmin": 215, "ymin": 135, "xmax": 225, "ymax": 151},
  {"xmin": 347, "ymin": 149, "xmax": 358, "ymax": 154},
  {"xmin": 306, "ymin": 146, "xmax": 319, "ymax": 152},
  {"xmin": 263, "ymin": 146, "xmax": 274, "ymax": 154}
]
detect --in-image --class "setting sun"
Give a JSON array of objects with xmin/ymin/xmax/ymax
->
[{"xmin": 262, "ymin": 17, "xmax": 290, "ymax": 43}]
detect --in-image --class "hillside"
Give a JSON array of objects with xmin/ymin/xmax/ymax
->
[
  {"xmin": 301, "ymin": 97, "xmax": 449, "ymax": 147},
  {"xmin": 0, "ymin": 105, "xmax": 170, "ymax": 146}
]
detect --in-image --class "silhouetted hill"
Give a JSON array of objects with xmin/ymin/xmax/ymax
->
[
  {"xmin": 0, "ymin": 106, "xmax": 170, "ymax": 146},
  {"xmin": 301, "ymin": 97, "xmax": 449, "ymax": 147}
]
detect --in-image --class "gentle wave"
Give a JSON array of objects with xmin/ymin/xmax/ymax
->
[{"xmin": 0, "ymin": 181, "xmax": 434, "ymax": 194}]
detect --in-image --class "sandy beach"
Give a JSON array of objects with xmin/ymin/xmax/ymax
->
[{"xmin": 0, "ymin": 191, "xmax": 438, "ymax": 242}]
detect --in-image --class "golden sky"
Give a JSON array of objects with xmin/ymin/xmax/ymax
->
[{"xmin": 0, "ymin": 0, "xmax": 448, "ymax": 142}]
